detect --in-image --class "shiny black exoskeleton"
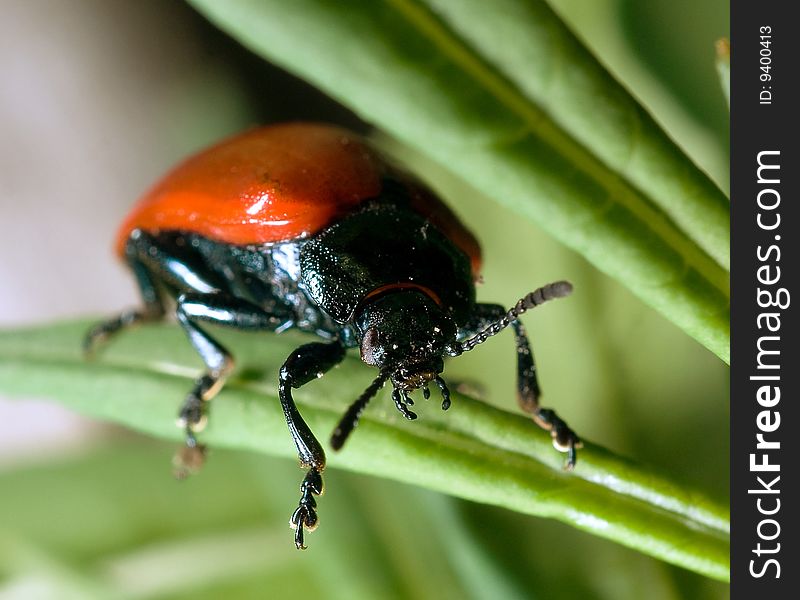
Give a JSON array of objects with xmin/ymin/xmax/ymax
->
[{"xmin": 85, "ymin": 179, "xmax": 580, "ymax": 549}]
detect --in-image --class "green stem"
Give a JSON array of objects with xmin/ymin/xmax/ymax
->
[{"xmin": 0, "ymin": 321, "xmax": 729, "ymax": 581}]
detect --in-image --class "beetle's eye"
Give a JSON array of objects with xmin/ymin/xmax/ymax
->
[{"xmin": 360, "ymin": 327, "xmax": 382, "ymax": 366}]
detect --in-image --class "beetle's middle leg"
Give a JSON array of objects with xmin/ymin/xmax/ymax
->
[{"xmin": 174, "ymin": 292, "xmax": 294, "ymax": 477}]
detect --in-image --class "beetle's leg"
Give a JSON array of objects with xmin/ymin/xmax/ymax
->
[
  {"xmin": 279, "ymin": 340, "xmax": 346, "ymax": 549},
  {"xmin": 173, "ymin": 292, "xmax": 294, "ymax": 477},
  {"xmin": 461, "ymin": 304, "xmax": 545, "ymax": 405},
  {"xmin": 85, "ymin": 229, "xmax": 233, "ymax": 355},
  {"xmin": 83, "ymin": 240, "xmax": 165, "ymax": 355},
  {"xmin": 510, "ymin": 318, "xmax": 581, "ymax": 469},
  {"xmin": 459, "ymin": 299, "xmax": 581, "ymax": 469}
]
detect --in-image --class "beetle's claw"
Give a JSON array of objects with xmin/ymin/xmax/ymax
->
[
  {"xmin": 558, "ymin": 434, "xmax": 582, "ymax": 471},
  {"xmin": 82, "ymin": 320, "xmax": 116, "ymax": 358},
  {"xmin": 172, "ymin": 430, "xmax": 207, "ymax": 479},
  {"xmin": 172, "ymin": 400, "xmax": 210, "ymax": 478},
  {"xmin": 290, "ymin": 506, "xmax": 317, "ymax": 550},
  {"xmin": 82, "ymin": 331, "xmax": 101, "ymax": 359},
  {"xmin": 535, "ymin": 408, "xmax": 581, "ymax": 470},
  {"xmin": 291, "ymin": 467, "xmax": 323, "ymax": 549}
]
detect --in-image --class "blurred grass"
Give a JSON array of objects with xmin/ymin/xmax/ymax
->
[
  {"xmin": 550, "ymin": 0, "xmax": 730, "ymax": 193},
  {"xmin": 0, "ymin": 442, "xmax": 727, "ymax": 600},
  {"xmin": 618, "ymin": 0, "xmax": 729, "ymax": 146}
]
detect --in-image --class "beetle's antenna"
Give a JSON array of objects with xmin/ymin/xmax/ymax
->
[
  {"xmin": 330, "ymin": 369, "xmax": 390, "ymax": 450},
  {"xmin": 453, "ymin": 281, "xmax": 573, "ymax": 355}
]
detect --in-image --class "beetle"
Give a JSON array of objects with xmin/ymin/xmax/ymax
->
[{"xmin": 85, "ymin": 122, "xmax": 580, "ymax": 549}]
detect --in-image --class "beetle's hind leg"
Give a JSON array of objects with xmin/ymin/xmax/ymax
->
[{"xmin": 83, "ymin": 245, "xmax": 165, "ymax": 356}]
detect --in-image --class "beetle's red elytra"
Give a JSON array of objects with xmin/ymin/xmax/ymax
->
[
  {"xmin": 86, "ymin": 122, "xmax": 579, "ymax": 549},
  {"xmin": 117, "ymin": 123, "xmax": 482, "ymax": 276}
]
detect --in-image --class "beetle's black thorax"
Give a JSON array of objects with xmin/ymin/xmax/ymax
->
[{"xmin": 298, "ymin": 195, "xmax": 476, "ymax": 328}]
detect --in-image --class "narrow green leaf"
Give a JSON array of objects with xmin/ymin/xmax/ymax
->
[
  {"xmin": 715, "ymin": 38, "xmax": 731, "ymax": 107},
  {"xmin": 0, "ymin": 322, "xmax": 729, "ymax": 580},
  {"xmin": 0, "ymin": 445, "xmax": 340, "ymax": 599},
  {"xmin": 405, "ymin": 0, "xmax": 731, "ymax": 268},
  {"xmin": 187, "ymin": 0, "xmax": 730, "ymax": 362}
]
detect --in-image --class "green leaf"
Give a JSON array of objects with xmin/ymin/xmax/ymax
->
[
  {"xmin": 715, "ymin": 38, "xmax": 730, "ymax": 107},
  {"xmin": 187, "ymin": 0, "xmax": 730, "ymax": 362},
  {"xmin": 0, "ymin": 321, "xmax": 729, "ymax": 580}
]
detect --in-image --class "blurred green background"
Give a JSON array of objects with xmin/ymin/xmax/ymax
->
[{"xmin": 0, "ymin": 1, "xmax": 728, "ymax": 599}]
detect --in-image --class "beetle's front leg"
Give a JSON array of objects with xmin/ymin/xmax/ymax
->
[
  {"xmin": 278, "ymin": 340, "xmax": 346, "ymax": 549},
  {"xmin": 460, "ymin": 299, "xmax": 581, "ymax": 469},
  {"xmin": 510, "ymin": 318, "xmax": 581, "ymax": 469}
]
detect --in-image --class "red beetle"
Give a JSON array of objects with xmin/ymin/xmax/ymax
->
[{"xmin": 86, "ymin": 123, "xmax": 579, "ymax": 548}]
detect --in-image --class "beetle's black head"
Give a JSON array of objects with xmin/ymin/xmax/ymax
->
[
  {"xmin": 355, "ymin": 290, "xmax": 456, "ymax": 389},
  {"xmin": 330, "ymin": 289, "xmax": 459, "ymax": 451}
]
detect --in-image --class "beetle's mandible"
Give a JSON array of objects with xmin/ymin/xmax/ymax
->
[{"xmin": 85, "ymin": 123, "xmax": 580, "ymax": 549}]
